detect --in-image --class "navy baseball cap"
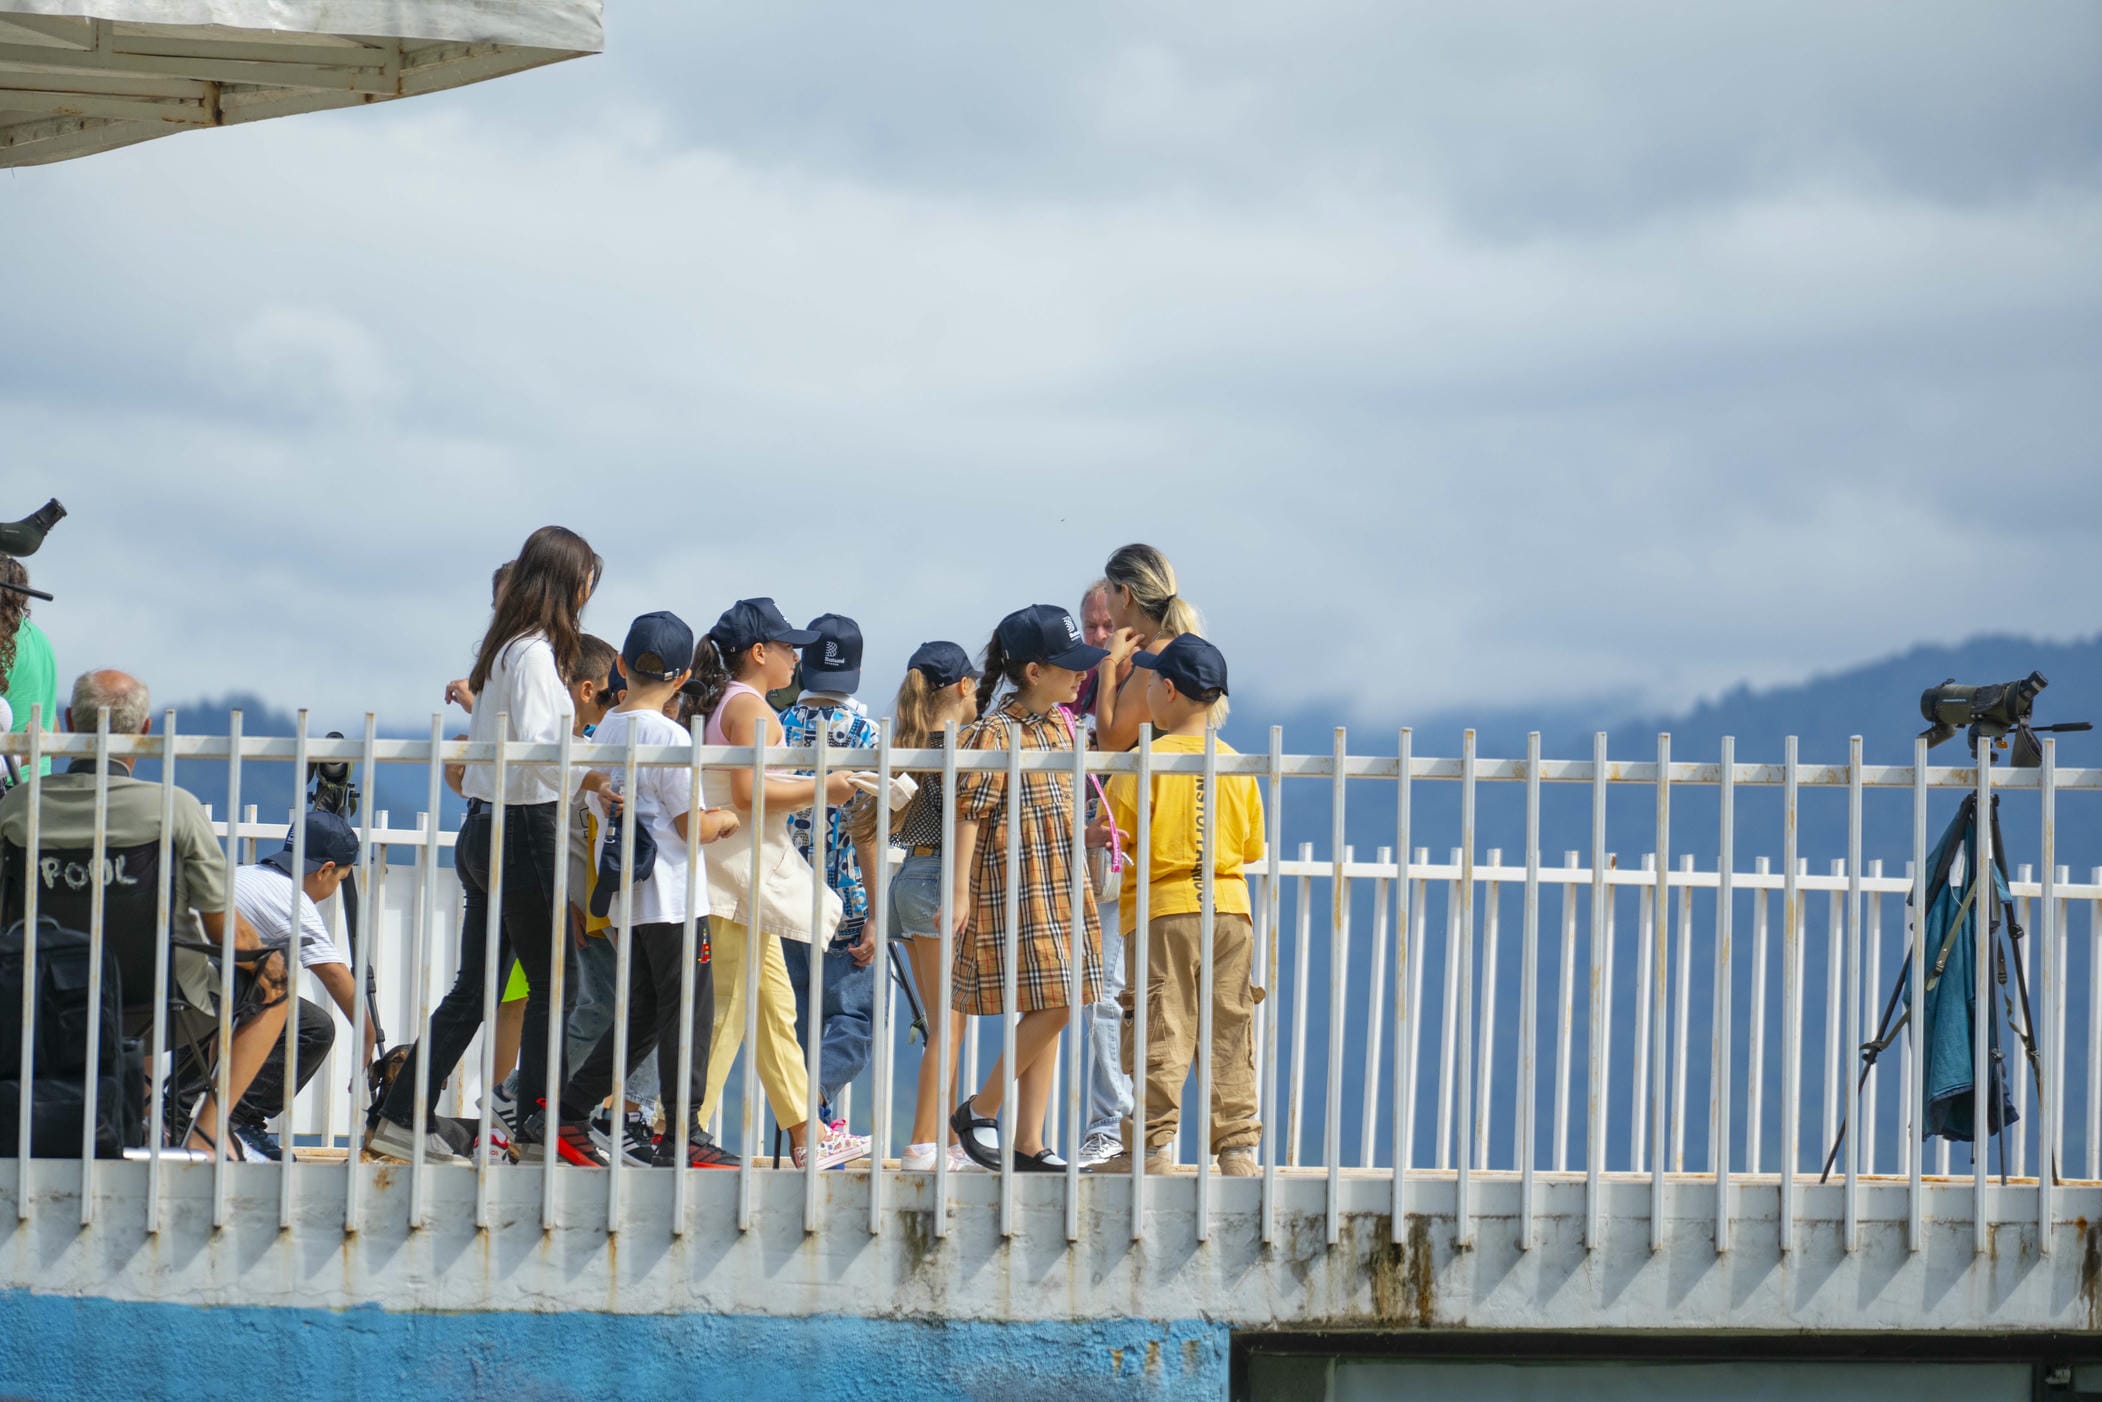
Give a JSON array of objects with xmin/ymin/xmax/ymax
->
[
  {"xmin": 622, "ymin": 611, "xmax": 694, "ymax": 683},
  {"xmin": 261, "ymin": 809, "xmax": 360, "ymax": 876},
  {"xmin": 709, "ymin": 597, "xmax": 819, "ymax": 654},
  {"xmin": 996, "ymin": 604, "xmax": 1110, "ymax": 672},
  {"xmin": 801, "ymin": 613, "xmax": 863, "ymax": 692},
  {"xmin": 1131, "ymin": 633, "xmax": 1230, "ymax": 698},
  {"xmin": 908, "ymin": 640, "xmax": 980, "ymax": 690}
]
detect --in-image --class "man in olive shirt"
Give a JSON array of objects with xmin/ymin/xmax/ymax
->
[{"xmin": 0, "ymin": 669, "xmax": 288, "ymax": 1160}]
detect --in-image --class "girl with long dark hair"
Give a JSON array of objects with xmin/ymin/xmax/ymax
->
[{"xmin": 370, "ymin": 525, "xmax": 618, "ymax": 1165}]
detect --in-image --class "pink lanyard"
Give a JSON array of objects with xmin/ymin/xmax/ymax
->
[{"xmin": 1053, "ymin": 704, "xmax": 1125, "ymax": 874}]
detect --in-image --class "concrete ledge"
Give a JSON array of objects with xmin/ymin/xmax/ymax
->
[{"xmin": 2, "ymin": 1162, "xmax": 2098, "ymax": 1333}]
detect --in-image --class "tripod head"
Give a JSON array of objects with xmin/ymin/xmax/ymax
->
[
  {"xmin": 1919, "ymin": 671, "xmax": 2091, "ymax": 767},
  {"xmin": 0, "ymin": 498, "xmax": 65, "ymax": 602}
]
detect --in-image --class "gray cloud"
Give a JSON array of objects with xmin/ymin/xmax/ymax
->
[{"xmin": 3, "ymin": 0, "xmax": 2098, "ymax": 729}]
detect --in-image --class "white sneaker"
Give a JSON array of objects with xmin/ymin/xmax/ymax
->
[
  {"xmin": 901, "ymin": 1141, "xmax": 938, "ymax": 1172},
  {"xmin": 945, "ymin": 1144, "xmax": 980, "ymax": 1173},
  {"xmin": 366, "ymin": 1115, "xmax": 467, "ymax": 1165},
  {"xmin": 1076, "ymin": 1131, "xmax": 1123, "ymax": 1169},
  {"xmin": 794, "ymin": 1125, "xmax": 871, "ymax": 1170},
  {"xmin": 487, "ymin": 1080, "xmax": 519, "ymax": 1136}
]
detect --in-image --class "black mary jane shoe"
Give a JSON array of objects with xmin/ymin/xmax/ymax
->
[
  {"xmin": 950, "ymin": 1099, "xmax": 1002, "ymax": 1171},
  {"xmin": 1014, "ymin": 1148, "xmax": 1069, "ymax": 1174}
]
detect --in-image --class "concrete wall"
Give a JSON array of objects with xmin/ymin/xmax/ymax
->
[{"xmin": 3, "ymin": 1160, "xmax": 2099, "ymax": 1400}]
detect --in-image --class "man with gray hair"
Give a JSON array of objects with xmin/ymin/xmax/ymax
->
[{"xmin": 0, "ymin": 669, "xmax": 290, "ymax": 1160}]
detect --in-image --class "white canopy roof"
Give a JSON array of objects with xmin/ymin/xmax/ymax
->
[{"xmin": 0, "ymin": 1, "xmax": 602, "ymax": 166}]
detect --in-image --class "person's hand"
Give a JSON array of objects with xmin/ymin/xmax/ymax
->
[
  {"xmin": 847, "ymin": 929, "xmax": 877, "ymax": 967},
  {"xmin": 1106, "ymin": 628, "xmax": 1141, "ymax": 669},
  {"xmin": 823, "ymin": 771, "xmax": 858, "ymax": 805},
  {"xmin": 445, "ymin": 678, "xmax": 475, "ymax": 713},
  {"xmin": 946, "ymin": 882, "xmax": 971, "ymax": 937},
  {"xmin": 701, "ymin": 808, "xmax": 740, "ymax": 843},
  {"xmin": 1086, "ymin": 815, "xmax": 1112, "ymax": 850}
]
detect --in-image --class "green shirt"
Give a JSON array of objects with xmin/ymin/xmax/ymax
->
[{"xmin": 4, "ymin": 618, "xmax": 57, "ymax": 775}]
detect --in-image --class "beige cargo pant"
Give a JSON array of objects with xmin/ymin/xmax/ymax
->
[{"xmin": 1118, "ymin": 911, "xmax": 1260, "ymax": 1154}]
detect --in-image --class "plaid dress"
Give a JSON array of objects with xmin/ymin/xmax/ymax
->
[{"xmin": 950, "ymin": 702, "xmax": 1104, "ymax": 1016}]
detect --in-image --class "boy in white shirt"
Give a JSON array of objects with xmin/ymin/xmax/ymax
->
[{"xmin": 540, "ymin": 612, "xmax": 741, "ymax": 1169}]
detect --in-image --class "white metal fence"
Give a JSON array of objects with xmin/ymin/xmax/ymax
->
[{"xmin": 2, "ymin": 716, "xmax": 2097, "ymax": 1261}]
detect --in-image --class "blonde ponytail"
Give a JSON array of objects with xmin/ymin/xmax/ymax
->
[{"xmin": 1105, "ymin": 542, "xmax": 1202, "ymax": 640}]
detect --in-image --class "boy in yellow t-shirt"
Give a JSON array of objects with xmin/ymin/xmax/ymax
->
[{"xmin": 1099, "ymin": 634, "xmax": 1266, "ymax": 1177}]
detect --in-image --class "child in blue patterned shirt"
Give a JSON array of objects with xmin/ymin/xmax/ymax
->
[{"xmin": 779, "ymin": 612, "xmax": 881, "ymax": 1126}]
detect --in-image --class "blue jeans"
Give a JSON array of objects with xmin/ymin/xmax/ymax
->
[
  {"xmin": 783, "ymin": 934, "xmax": 875, "ymax": 1120},
  {"xmin": 1084, "ymin": 907, "xmax": 1134, "ymax": 1140}
]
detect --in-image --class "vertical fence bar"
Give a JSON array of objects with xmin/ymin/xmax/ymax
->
[
  {"xmin": 345, "ymin": 715, "xmax": 376, "ymax": 1235},
  {"xmin": 1632, "ymin": 855, "xmax": 1653, "ymax": 1172},
  {"xmin": 1780, "ymin": 736, "xmax": 1800, "ymax": 1253},
  {"xmin": 411, "ymin": 716, "xmax": 446, "ymax": 1231},
  {"xmin": 1649, "ymin": 734, "xmax": 1670, "ymax": 1252},
  {"xmin": 1260, "ymin": 726, "xmax": 1283, "ymax": 1245},
  {"xmin": 736, "ymin": 720, "xmax": 766, "ymax": 1232},
  {"xmin": 1714, "ymin": 735, "xmax": 1735, "ymax": 1251},
  {"xmin": 1843, "ymin": 735, "xmax": 1864, "ymax": 1252},
  {"xmin": 2087, "ymin": 867, "xmax": 2100, "ymax": 1185},
  {"xmin": 77, "ymin": 709, "xmax": 111, "ymax": 1225},
  {"xmin": 866, "ymin": 719, "xmax": 892, "ymax": 1237},
  {"xmin": 1066, "ymin": 720, "xmax": 1089, "ymax": 1241},
  {"xmin": 1748, "ymin": 856, "xmax": 1769, "ymax": 1176},
  {"xmin": 1825, "ymin": 859, "xmax": 1844, "ymax": 1176},
  {"xmin": 803, "ymin": 720, "xmax": 829, "ymax": 1234},
  {"xmin": 1454, "ymin": 729, "xmax": 1476, "ymax": 1248},
  {"xmin": 934, "ymin": 720, "xmax": 958, "ymax": 1240},
  {"xmin": 998, "ymin": 735, "xmax": 1022, "ymax": 1237},
  {"xmin": 608, "ymin": 724, "xmax": 638, "ymax": 1234},
  {"xmin": 1554, "ymin": 851, "xmax": 1578, "ymax": 1174},
  {"xmin": 1974, "ymin": 736, "xmax": 1992, "ymax": 1254},
  {"xmin": 1361, "ymin": 849, "xmax": 1391, "ymax": 1170},
  {"xmin": 473, "ymin": 726, "xmax": 511, "ymax": 1230},
  {"xmin": 1194, "ymin": 726, "xmax": 1219, "ymax": 1240},
  {"xmin": 2015, "ymin": 873, "xmax": 2032, "ymax": 1177},
  {"xmin": 1671, "ymin": 853, "xmax": 1693, "ymax": 1174},
  {"xmin": 1326, "ymin": 727, "xmax": 1348, "ymax": 1246},
  {"xmin": 541, "ymin": 725, "xmax": 574, "ymax": 1232},
  {"xmin": 2039, "ymin": 740, "xmax": 2057, "ymax": 1251},
  {"xmin": 1436, "ymin": 850, "xmax": 1459, "ymax": 1172},
  {"xmin": 213, "ymin": 710, "xmax": 244, "ymax": 1227},
  {"xmin": 1474, "ymin": 846, "xmax": 1500, "ymax": 1173},
  {"xmin": 1864, "ymin": 860, "xmax": 1884, "ymax": 1174},
  {"xmin": 677, "ymin": 718, "xmax": 706, "ymax": 1236},
  {"xmin": 1519, "ymin": 733, "xmax": 1541, "ymax": 1248},
  {"xmin": 1404, "ymin": 850, "xmax": 1428, "ymax": 1174},
  {"xmin": 2053, "ymin": 869, "xmax": 2068, "ymax": 1185},
  {"xmin": 1390, "ymin": 729, "xmax": 1412, "ymax": 1239},
  {"xmin": 145, "ymin": 712, "xmax": 178, "ymax": 1233},
  {"xmin": 15, "ymin": 708, "xmax": 42, "ymax": 1224},
  {"xmin": 1132, "ymin": 723, "xmax": 1154, "ymax": 1241},
  {"xmin": 1585, "ymin": 731, "xmax": 1608, "ymax": 1250},
  {"xmin": 1290, "ymin": 840, "xmax": 1312, "ymax": 1169},
  {"xmin": 276, "ymin": 719, "xmax": 310, "ymax": 1229}
]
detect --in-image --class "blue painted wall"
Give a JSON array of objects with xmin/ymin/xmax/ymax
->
[{"xmin": 0, "ymin": 1291, "xmax": 1229, "ymax": 1401}]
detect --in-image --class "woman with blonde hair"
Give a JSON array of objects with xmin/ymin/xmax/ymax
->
[{"xmin": 1091, "ymin": 543, "xmax": 1219, "ymax": 753}]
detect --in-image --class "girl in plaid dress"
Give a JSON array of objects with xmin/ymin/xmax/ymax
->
[{"xmin": 948, "ymin": 604, "xmax": 1110, "ymax": 1171}]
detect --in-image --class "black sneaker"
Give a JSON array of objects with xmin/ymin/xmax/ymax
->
[
  {"xmin": 517, "ymin": 1114, "xmax": 610, "ymax": 1167},
  {"xmin": 656, "ymin": 1131, "xmax": 740, "ymax": 1170},
  {"xmin": 230, "ymin": 1118, "xmax": 282, "ymax": 1162},
  {"xmin": 590, "ymin": 1108, "xmax": 656, "ymax": 1167}
]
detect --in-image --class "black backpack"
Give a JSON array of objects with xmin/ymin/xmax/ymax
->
[{"xmin": 0, "ymin": 917, "xmax": 147, "ymax": 1158}]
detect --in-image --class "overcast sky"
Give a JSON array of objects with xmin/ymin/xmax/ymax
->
[{"xmin": 4, "ymin": 1, "xmax": 2098, "ymax": 730}]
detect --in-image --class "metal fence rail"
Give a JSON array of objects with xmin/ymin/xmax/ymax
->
[{"xmin": 2, "ymin": 716, "xmax": 2096, "ymax": 1262}]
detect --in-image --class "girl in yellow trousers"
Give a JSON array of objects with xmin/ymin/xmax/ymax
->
[{"xmin": 688, "ymin": 597, "xmax": 870, "ymax": 1171}]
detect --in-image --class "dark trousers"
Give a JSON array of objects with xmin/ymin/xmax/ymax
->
[
  {"xmin": 381, "ymin": 802, "xmax": 573, "ymax": 1126},
  {"xmin": 233, "ymin": 998, "xmax": 335, "ymax": 1127},
  {"xmin": 559, "ymin": 920, "xmax": 713, "ymax": 1135},
  {"xmin": 783, "ymin": 939, "xmax": 874, "ymax": 1118}
]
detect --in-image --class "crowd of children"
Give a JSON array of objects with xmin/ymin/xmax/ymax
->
[{"xmin": 370, "ymin": 528, "xmax": 1266, "ymax": 1179}]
